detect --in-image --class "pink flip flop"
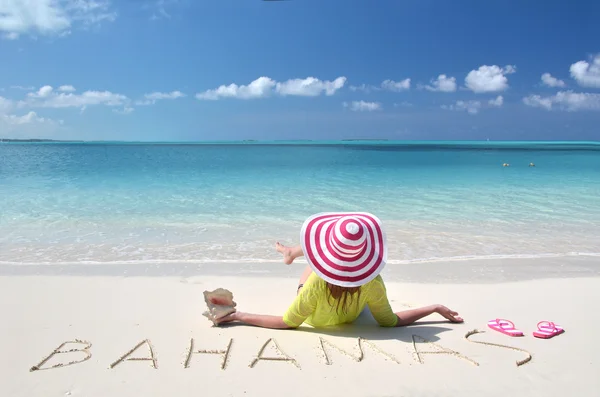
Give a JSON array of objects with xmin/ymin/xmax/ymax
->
[
  {"xmin": 533, "ymin": 321, "xmax": 565, "ymax": 339},
  {"xmin": 487, "ymin": 318, "xmax": 524, "ymax": 337}
]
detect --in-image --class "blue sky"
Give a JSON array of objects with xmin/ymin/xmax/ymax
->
[{"xmin": 0, "ymin": 0, "xmax": 599, "ymax": 141}]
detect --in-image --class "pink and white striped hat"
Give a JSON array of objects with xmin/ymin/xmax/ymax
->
[{"xmin": 300, "ymin": 212, "xmax": 387, "ymax": 287}]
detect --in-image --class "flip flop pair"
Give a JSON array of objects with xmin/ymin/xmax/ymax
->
[{"xmin": 487, "ymin": 319, "xmax": 565, "ymax": 339}]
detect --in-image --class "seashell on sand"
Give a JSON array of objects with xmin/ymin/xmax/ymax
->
[{"xmin": 202, "ymin": 288, "xmax": 237, "ymax": 325}]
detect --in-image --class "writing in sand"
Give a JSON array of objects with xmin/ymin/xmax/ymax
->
[{"xmin": 29, "ymin": 329, "xmax": 532, "ymax": 373}]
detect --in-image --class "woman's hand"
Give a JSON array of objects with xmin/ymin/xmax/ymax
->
[
  {"xmin": 434, "ymin": 305, "xmax": 464, "ymax": 323},
  {"xmin": 214, "ymin": 311, "xmax": 239, "ymax": 325}
]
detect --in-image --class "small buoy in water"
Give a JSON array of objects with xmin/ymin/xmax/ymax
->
[
  {"xmin": 502, "ymin": 163, "xmax": 510, "ymax": 167},
  {"xmin": 529, "ymin": 162, "xmax": 535, "ymax": 167}
]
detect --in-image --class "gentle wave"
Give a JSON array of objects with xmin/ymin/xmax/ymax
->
[{"xmin": 1, "ymin": 251, "xmax": 599, "ymax": 266}]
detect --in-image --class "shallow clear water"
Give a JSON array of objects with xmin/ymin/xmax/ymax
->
[{"xmin": 1, "ymin": 141, "xmax": 599, "ymax": 264}]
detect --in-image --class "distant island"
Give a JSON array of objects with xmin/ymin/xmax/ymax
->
[
  {"xmin": 0, "ymin": 139, "xmax": 84, "ymax": 142},
  {"xmin": 341, "ymin": 139, "xmax": 391, "ymax": 141}
]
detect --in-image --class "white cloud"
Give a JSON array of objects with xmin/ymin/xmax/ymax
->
[
  {"xmin": 24, "ymin": 85, "xmax": 128, "ymax": 108},
  {"xmin": 196, "ymin": 76, "xmax": 346, "ymax": 100},
  {"xmin": 381, "ymin": 78, "xmax": 411, "ymax": 92},
  {"xmin": 523, "ymin": 95, "xmax": 553, "ymax": 110},
  {"xmin": 442, "ymin": 100, "xmax": 482, "ymax": 114},
  {"xmin": 0, "ymin": 0, "xmax": 116, "ymax": 39},
  {"xmin": 145, "ymin": 90, "xmax": 185, "ymax": 100},
  {"xmin": 15, "ymin": 85, "xmax": 182, "ymax": 113},
  {"xmin": 44, "ymin": 91, "xmax": 127, "ymax": 108},
  {"xmin": 136, "ymin": 90, "xmax": 185, "ymax": 105},
  {"xmin": 570, "ymin": 54, "xmax": 600, "ymax": 88},
  {"xmin": 523, "ymin": 90, "xmax": 600, "ymax": 112},
  {"xmin": 343, "ymin": 100, "xmax": 381, "ymax": 112},
  {"xmin": 488, "ymin": 95, "xmax": 504, "ymax": 107},
  {"xmin": 351, "ymin": 80, "xmax": 413, "ymax": 93},
  {"xmin": 465, "ymin": 65, "xmax": 516, "ymax": 93},
  {"xmin": 541, "ymin": 73, "xmax": 566, "ymax": 88},
  {"xmin": 1, "ymin": 111, "xmax": 56, "ymax": 125},
  {"xmin": 347, "ymin": 79, "xmax": 412, "ymax": 93},
  {"xmin": 276, "ymin": 77, "xmax": 346, "ymax": 97},
  {"xmin": 0, "ymin": 109, "xmax": 63, "ymax": 138},
  {"xmin": 28, "ymin": 85, "xmax": 55, "ymax": 98},
  {"xmin": 393, "ymin": 101, "xmax": 413, "ymax": 107},
  {"xmin": 196, "ymin": 77, "xmax": 275, "ymax": 100},
  {"xmin": 423, "ymin": 74, "xmax": 457, "ymax": 92},
  {"xmin": 0, "ymin": 96, "xmax": 13, "ymax": 114}
]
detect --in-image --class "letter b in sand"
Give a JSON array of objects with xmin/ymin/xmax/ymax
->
[{"xmin": 30, "ymin": 340, "xmax": 92, "ymax": 372}]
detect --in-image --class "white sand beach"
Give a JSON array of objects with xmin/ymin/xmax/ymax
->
[{"xmin": 2, "ymin": 256, "xmax": 599, "ymax": 397}]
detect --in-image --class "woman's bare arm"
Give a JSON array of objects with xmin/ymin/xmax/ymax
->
[
  {"xmin": 395, "ymin": 304, "xmax": 463, "ymax": 327},
  {"xmin": 215, "ymin": 311, "xmax": 294, "ymax": 329}
]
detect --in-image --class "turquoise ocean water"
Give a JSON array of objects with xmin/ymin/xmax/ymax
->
[{"xmin": 1, "ymin": 141, "xmax": 599, "ymax": 265}]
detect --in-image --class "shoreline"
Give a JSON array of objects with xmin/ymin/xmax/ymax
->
[
  {"xmin": 1, "ymin": 255, "xmax": 599, "ymax": 284},
  {"xmin": 2, "ymin": 250, "xmax": 599, "ymax": 266}
]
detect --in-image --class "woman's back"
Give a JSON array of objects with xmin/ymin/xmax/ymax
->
[{"xmin": 283, "ymin": 272, "xmax": 399, "ymax": 328}]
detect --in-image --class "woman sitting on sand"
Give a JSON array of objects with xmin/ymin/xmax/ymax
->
[{"xmin": 215, "ymin": 212, "xmax": 463, "ymax": 329}]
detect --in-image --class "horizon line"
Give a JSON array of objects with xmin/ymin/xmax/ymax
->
[{"xmin": 2, "ymin": 139, "xmax": 600, "ymax": 144}]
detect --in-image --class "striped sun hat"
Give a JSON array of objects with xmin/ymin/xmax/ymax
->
[{"xmin": 300, "ymin": 212, "xmax": 387, "ymax": 287}]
